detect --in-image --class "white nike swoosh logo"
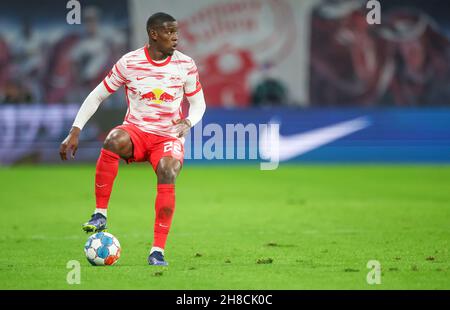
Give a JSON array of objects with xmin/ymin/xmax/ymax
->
[
  {"xmin": 158, "ymin": 223, "xmax": 169, "ymax": 228},
  {"xmin": 260, "ymin": 116, "xmax": 371, "ymax": 161},
  {"xmin": 96, "ymin": 183, "xmax": 107, "ymax": 188}
]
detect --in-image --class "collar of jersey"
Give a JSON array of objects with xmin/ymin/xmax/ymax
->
[{"xmin": 144, "ymin": 45, "xmax": 172, "ymax": 67}]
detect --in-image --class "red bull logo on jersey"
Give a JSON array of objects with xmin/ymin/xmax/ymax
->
[{"xmin": 141, "ymin": 88, "xmax": 175, "ymax": 104}]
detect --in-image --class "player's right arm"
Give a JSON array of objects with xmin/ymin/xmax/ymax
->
[
  {"xmin": 59, "ymin": 82, "xmax": 112, "ymax": 160},
  {"xmin": 59, "ymin": 57, "xmax": 127, "ymax": 160}
]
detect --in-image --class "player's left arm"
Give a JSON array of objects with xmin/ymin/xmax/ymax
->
[
  {"xmin": 172, "ymin": 89, "xmax": 206, "ymax": 138},
  {"xmin": 173, "ymin": 59, "xmax": 206, "ymax": 138}
]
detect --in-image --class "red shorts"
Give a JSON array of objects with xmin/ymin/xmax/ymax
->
[{"xmin": 114, "ymin": 124, "xmax": 184, "ymax": 171}]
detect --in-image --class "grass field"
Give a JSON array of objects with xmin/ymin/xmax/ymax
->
[{"xmin": 0, "ymin": 164, "xmax": 449, "ymax": 289}]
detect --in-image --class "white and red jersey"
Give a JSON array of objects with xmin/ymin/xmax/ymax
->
[{"xmin": 103, "ymin": 45, "xmax": 202, "ymax": 138}]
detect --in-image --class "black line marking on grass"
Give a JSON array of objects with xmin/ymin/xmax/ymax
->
[
  {"xmin": 344, "ymin": 268, "xmax": 360, "ymax": 272},
  {"xmin": 388, "ymin": 267, "xmax": 399, "ymax": 271},
  {"xmin": 256, "ymin": 258, "xmax": 273, "ymax": 264},
  {"xmin": 266, "ymin": 242, "xmax": 278, "ymax": 247},
  {"xmin": 264, "ymin": 242, "xmax": 296, "ymax": 248}
]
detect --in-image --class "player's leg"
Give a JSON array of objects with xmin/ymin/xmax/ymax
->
[
  {"xmin": 95, "ymin": 129, "xmax": 133, "ymax": 212},
  {"xmin": 148, "ymin": 156, "xmax": 182, "ymax": 266},
  {"xmin": 83, "ymin": 129, "xmax": 133, "ymax": 233}
]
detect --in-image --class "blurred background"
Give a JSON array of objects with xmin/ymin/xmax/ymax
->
[{"xmin": 1, "ymin": 0, "xmax": 449, "ymax": 165}]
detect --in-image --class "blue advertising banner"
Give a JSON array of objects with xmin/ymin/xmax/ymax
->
[
  {"xmin": 186, "ymin": 108, "xmax": 450, "ymax": 164},
  {"xmin": 0, "ymin": 105, "xmax": 449, "ymax": 165}
]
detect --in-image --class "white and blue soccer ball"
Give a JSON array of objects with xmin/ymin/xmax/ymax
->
[{"xmin": 84, "ymin": 232, "xmax": 121, "ymax": 266}]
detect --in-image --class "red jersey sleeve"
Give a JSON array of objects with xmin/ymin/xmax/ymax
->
[
  {"xmin": 103, "ymin": 56, "xmax": 128, "ymax": 93},
  {"xmin": 184, "ymin": 59, "xmax": 202, "ymax": 97}
]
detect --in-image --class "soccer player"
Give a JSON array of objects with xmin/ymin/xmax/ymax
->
[{"xmin": 59, "ymin": 13, "xmax": 206, "ymax": 266}]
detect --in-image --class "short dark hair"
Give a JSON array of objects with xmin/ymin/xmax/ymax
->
[{"xmin": 146, "ymin": 12, "xmax": 176, "ymax": 33}]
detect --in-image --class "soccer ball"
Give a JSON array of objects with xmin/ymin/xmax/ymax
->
[{"xmin": 84, "ymin": 232, "xmax": 121, "ymax": 266}]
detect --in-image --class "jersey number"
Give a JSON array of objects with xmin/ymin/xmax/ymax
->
[{"xmin": 163, "ymin": 141, "xmax": 182, "ymax": 155}]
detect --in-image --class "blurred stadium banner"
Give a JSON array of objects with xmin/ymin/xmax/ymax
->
[
  {"xmin": 0, "ymin": 0, "xmax": 129, "ymax": 106},
  {"xmin": 1, "ymin": 0, "xmax": 450, "ymax": 107},
  {"xmin": 310, "ymin": 0, "xmax": 450, "ymax": 107},
  {"xmin": 1, "ymin": 105, "xmax": 449, "ymax": 165},
  {"xmin": 130, "ymin": 0, "xmax": 314, "ymax": 107},
  {"xmin": 1, "ymin": 0, "xmax": 450, "ymax": 165}
]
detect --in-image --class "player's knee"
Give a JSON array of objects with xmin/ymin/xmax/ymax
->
[
  {"xmin": 103, "ymin": 130, "xmax": 130, "ymax": 154},
  {"xmin": 157, "ymin": 160, "xmax": 181, "ymax": 184},
  {"xmin": 103, "ymin": 137, "xmax": 121, "ymax": 153},
  {"xmin": 157, "ymin": 167, "xmax": 178, "ymax": 183}
]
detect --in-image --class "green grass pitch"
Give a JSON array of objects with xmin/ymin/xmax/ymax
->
[{"xmin": 0, "ymin": 164, "xmax": 449, "ymax": 289}]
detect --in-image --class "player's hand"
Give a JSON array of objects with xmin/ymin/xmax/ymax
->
[
  {"xmin": 172, "ymin": 119, "xmax": 192, "ymax": 138},
  {"xmin": 59, "ymin": 127, "xmax": 81, "ymax": 160}
]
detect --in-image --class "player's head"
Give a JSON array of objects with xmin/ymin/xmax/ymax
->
[{"xmin": 146, "ymin": 12, "xmax": 178, "ymax": 57}]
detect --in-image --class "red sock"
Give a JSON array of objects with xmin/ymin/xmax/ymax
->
[
  {"xmin": 95, "ymin": 148, "xmax": 120, "ymax": 210},
  {"xmin": 153, "ymin": 184, "xmax": 175, "ymax": 249}
]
